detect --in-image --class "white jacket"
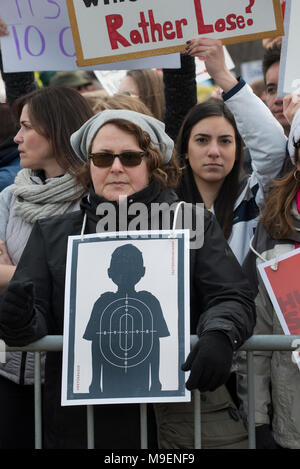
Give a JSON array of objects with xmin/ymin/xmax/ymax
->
[{"xmin": 222, "ymin": 79, "xmax": 287, "ymax": 264}]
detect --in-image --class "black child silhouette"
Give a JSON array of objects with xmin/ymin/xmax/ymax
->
[{"xmin": 83, "ymin": 244, "xmax": 170, "ymax": 397}]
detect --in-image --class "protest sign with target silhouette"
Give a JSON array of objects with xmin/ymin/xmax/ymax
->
[{"xmin": 61, "ymin": 231, "xmax": 190, "ymax": 406}]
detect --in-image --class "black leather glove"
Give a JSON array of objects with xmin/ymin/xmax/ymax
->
[
  {"xmin": 0, "ymin": 281, "xmax": 35, "ymax": 330},
  {"xmin": 181, "ymin": 331, "xmax": 233, "ymax": 392},
  {"xmin": 255, "ymin": 424, "xmax": 278, "ymax": 449}
]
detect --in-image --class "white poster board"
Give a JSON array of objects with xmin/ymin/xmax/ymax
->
[
  {"xmin": 258, "ymin": 248, "xmax": 300, "ymax": 369},
  {"xmin": 61, "ymin": 230, "xmax": 190, "ymax": 406},
  {"xmin": 0, "ymin": 0, "xmax": 180, "ymax": 72},
  {"xmin": 67, "ymin": 0, "xmax": 284, "ymax": 67},
  {"xmin": 278, "ymin": 0, "xmax": 300, "ymax": 96}
]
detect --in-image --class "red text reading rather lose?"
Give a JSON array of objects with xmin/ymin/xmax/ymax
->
[{"xmin": 105, "ymin": 0, "xmax": 255, "ymax": 50}]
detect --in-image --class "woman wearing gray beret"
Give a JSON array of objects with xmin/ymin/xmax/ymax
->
[{"xmin": 0, "ymin": 109, "xmax": 255, "ymax": 448}]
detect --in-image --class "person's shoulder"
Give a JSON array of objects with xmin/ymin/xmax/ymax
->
[
  {"xmin": 0, "ymin": 183, "xmax": 15, "ymax": 203},
  {"xmin": 36, "ymin": 209, "xmax": 83, "ymax": 232}
]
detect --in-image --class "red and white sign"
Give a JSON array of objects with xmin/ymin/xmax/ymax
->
[
  {"xmin": 281, "ymin": 0, "xmax": 286, "ymax": 18},
  {"xmin": 258, "ymin": 248, "xmax": 300, "ymax": 369},
  {"xmin": 66, "ymin": 0, "xmax": 284, "ymax": 67}
]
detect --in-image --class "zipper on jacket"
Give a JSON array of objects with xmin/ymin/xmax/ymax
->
[{"xmin": 19, "ymin": 352, "xmax": 27, "ymax": 385}]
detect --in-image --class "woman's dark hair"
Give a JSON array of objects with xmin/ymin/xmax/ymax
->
[
  {"xmin": 262, "ymin": 42, "xmax": 281, "ymax": 83},
  {"xmin": 13, "ymin": 86, "xmax": 94, "ymax": 176},
  {"xmin": 76, "ymin": 119, "xmax": 181, "ymax": 191},
  {"xmin": 175, "ymin": 98, "xmax": 245, "ymax": 239}
]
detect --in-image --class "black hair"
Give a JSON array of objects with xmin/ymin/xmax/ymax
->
[{"xmin": 262, "ymin": 43, "xmax": 281, "ymax": 83}]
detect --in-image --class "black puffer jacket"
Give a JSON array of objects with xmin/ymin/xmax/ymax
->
[{"xmin": 0, "ymin": 182, "xmax": 255, "ymax": 448}]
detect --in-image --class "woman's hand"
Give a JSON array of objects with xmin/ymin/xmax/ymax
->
[
  {"xmin": 186, "ymin": 37, "xmax": 238, "ymax": 93},
  {"xmin": 0, "ymin": 239, "xmax": 13, "ymax": 266},
  {"xmin": 283, "ymin": 93, "xmax": 300, "ymax": 125}
]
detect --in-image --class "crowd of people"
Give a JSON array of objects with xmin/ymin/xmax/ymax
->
[{"xmin": 0, "ymin": 15, "xmax": 300, "ymax": 450}]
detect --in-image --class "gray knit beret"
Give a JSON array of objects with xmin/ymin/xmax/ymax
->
[{"xmin": 70, "ymin": 109, "xmax": 174, "ymax": 163}]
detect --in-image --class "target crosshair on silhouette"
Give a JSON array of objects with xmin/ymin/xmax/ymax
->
[{"xmin": 97, "ymin": 294, "xmax": 157, "ymax": 371}]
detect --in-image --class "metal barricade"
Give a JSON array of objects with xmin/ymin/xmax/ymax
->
[{"xmin": 4, "ymin": 334, "xmax": 300, "ymax": 450}]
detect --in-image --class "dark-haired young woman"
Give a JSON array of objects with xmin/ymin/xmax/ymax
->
[{"xmin": 170, "ymin": 38, "xmax": 287, "ymax": 265}]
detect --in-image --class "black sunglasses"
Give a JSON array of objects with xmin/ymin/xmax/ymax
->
[{"xmin": 88, "ymin": 151, "xmax": 147, "ymax": 167}]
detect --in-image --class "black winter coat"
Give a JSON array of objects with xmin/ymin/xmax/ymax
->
[{"xmin": 0, "ymin": 182, "xmax": 255, "ymax": 448}]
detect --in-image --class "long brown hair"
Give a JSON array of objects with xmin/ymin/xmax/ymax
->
[
  {"xmin": 260, "ymin": 144, "xmax": 300, "ymax": 239},
  {"xmin": 126, "ymin": 70, "xmax": 165, "ymax": 121}
]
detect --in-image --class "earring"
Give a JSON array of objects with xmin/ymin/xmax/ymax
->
[{"xmin": 294, "ymin": 170, "xmax": 300, "ymax": 182}]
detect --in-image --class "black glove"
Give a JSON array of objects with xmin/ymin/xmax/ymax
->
[
  {"xmin": 181, "ymin": 331, "xmax": 233, "ymax": 392},
  {"xmin": 0, "ymin": 281, "xmax": 35, "ymax": 330},
  {"xmin": 255, "ymin": 424, "xmax": 278, "ymax": 449}
]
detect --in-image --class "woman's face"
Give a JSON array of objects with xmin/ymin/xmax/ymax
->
[
  {"xmin": 90, "ymin": 123, "xmax": 150, "ymax": 201},
  {"xmin": 14, "ymin": 104, "xmax": 64, "ymax": 178},
  {"xmin": 187, "ymin": 116, "xmax": 237, "ymax": 186}
]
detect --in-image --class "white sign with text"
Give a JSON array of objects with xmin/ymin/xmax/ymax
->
[{"xmin": 66, "ymin": 0, "xmax": 284, "ymax": 66}]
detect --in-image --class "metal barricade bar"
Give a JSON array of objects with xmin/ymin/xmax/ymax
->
[
  {"xmin": 87, "ymin": 406, "xmax": 94, "ymax": 449},
  {"xmin": 247, "ymin": 351, "xmax": 255, "ymax": 449},
  {"xmin": 34, "ymin": 351, "xmax": 42, "ymax": 449},
  {"xmin": 140, "ymin": 403, "xmax": 148, "ymax": 449},
  {"xmin": 193, "ymin": 390, "xmax": 201, "ymax": 449},
  {"xmin": 5, "ymin": 335, "xmax": 300, "ymax": 449}
]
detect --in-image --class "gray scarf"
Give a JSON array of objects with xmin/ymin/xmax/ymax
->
[{"xmin": 13, "ymin": 169, "xmax": 86, "ymax": 223}]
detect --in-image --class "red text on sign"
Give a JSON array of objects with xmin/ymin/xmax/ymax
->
[
  {"xmin": 194, "ymin": 0, "xmax": 254, "ymax": 34},
  {"xmin": 106, "ymin": 10, "xmax": 188, "ymax": 49}
]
